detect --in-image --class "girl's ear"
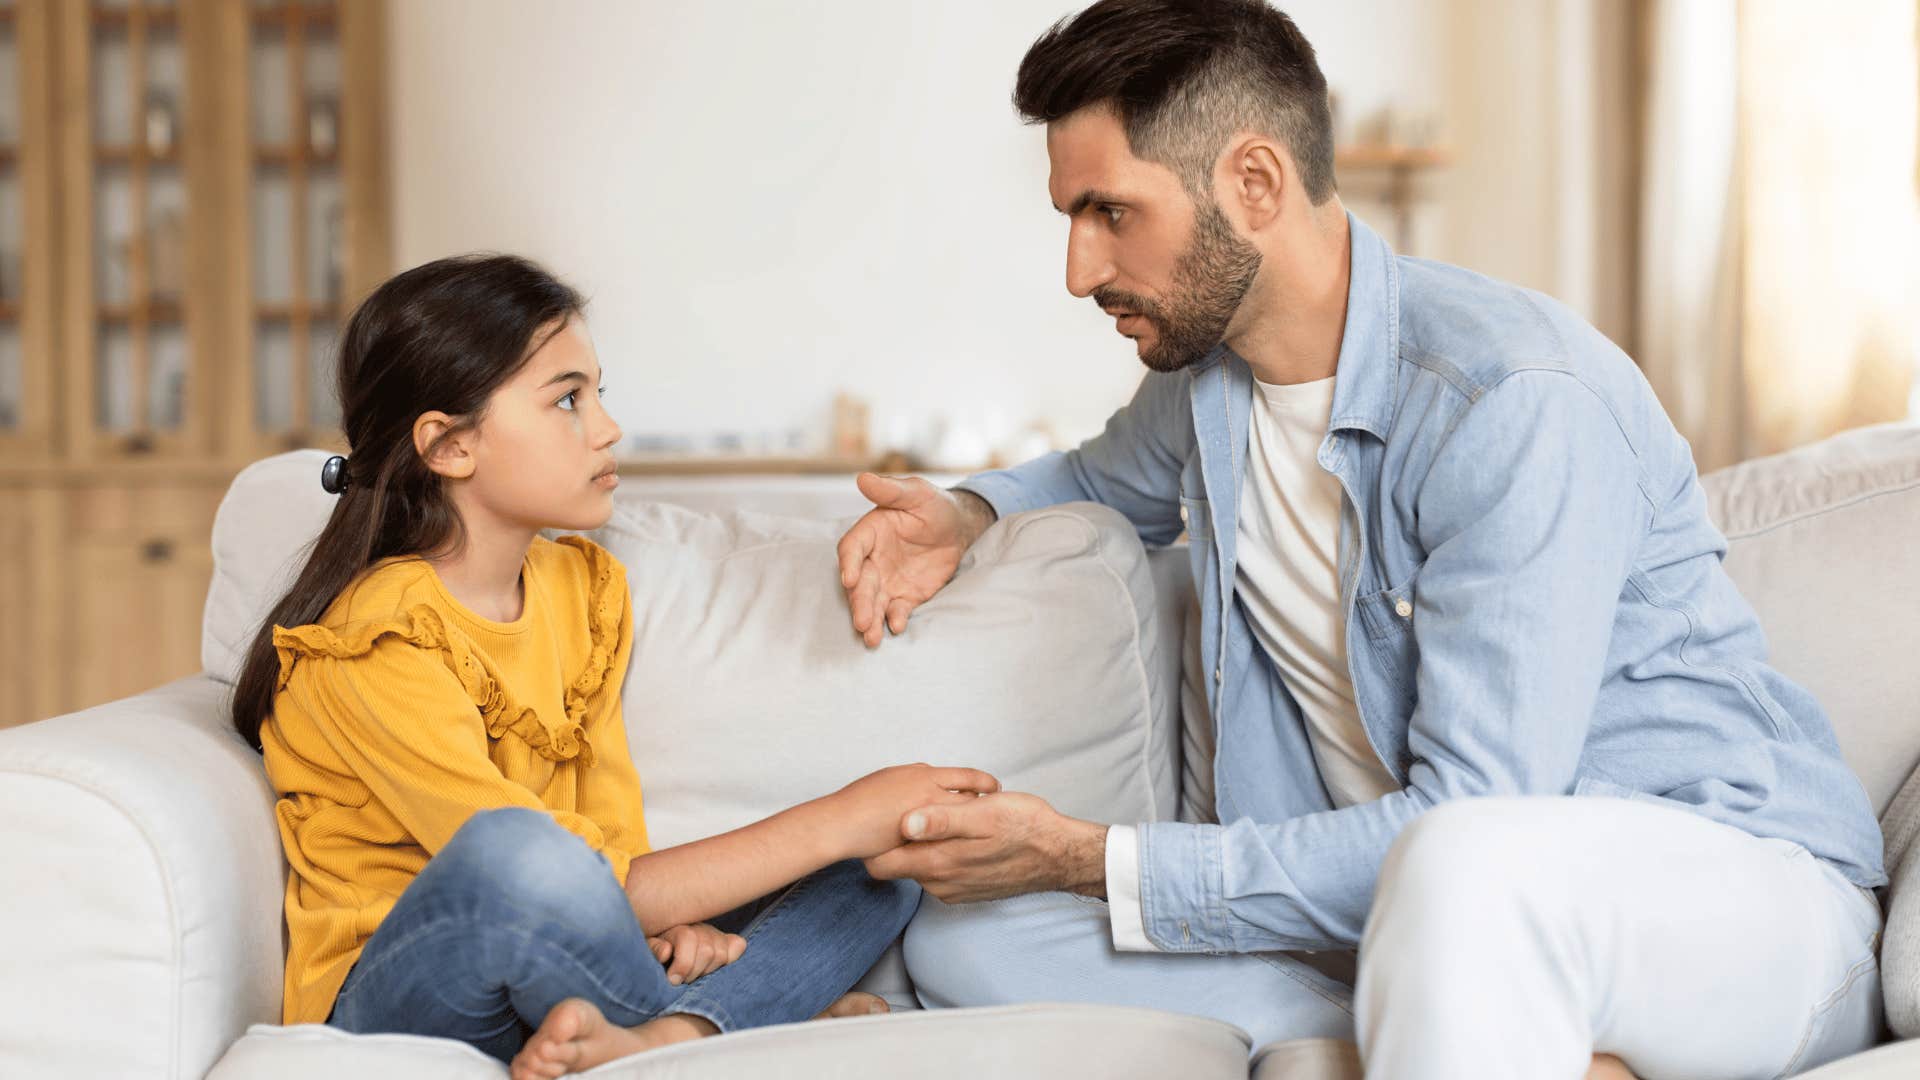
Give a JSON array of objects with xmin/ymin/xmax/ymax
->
[{"xmin": 414, "ymin": 411, "xmax": 477, "ymax": 480}]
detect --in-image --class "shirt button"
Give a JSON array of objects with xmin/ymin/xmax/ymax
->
[
  {"xmin": 1179, "ymin": 505, "xmax": 1190, "ymax": 524},
  {"xmin": 1214, "ymin": 667, "xmax": 1223, "ymax": 683},
  {"xmin": 1395, "ymin": 599, "xmax": 1414, "ymax": 618}
]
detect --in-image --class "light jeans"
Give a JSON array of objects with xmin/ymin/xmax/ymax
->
[
  {"xmin": 904, "ymin": 891, "xmax": 1358, "ymax": 1050},
  {"xmin": 326, "ymin": 807, "xmax": 919, "ymax": 1064},
  {"xmin": 906, "ymin": 796, "xmax": 1881, "ymax": 1078}
]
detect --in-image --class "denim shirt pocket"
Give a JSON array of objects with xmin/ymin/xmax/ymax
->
[
  {"xmin": 1353, "ymin": 562, "xmax": 1423, "ymax": 704},
  {"xmin": 1179, "ymin": 494, "xmax": 1212, "ymax": 543}
]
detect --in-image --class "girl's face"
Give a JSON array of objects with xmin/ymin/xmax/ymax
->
[{"xmin": 456, "ymin": 316, "xmax": 625, "ymax": 533}]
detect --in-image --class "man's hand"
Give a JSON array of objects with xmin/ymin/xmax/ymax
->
[
  {"xmin": 861, "ymin": 791, "xmax": 1108, "ymax": 903},
  {"xmin": 647, "ymin": 922, "xmax": 747, "ymax": 986},
  {"xmin": 825, "ymin": 763, "xmax": 1002, "ymax": 861},
  {"xmin": 836, "ymin": 474, "xmax": 998, "ymax": 647}
]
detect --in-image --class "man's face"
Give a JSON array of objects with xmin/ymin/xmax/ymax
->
[{"xmin": 1046, "ymin": 106, "xmax": 1262, "ymax": 373}]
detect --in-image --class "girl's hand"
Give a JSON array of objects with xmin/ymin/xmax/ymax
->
[
  {"xmin": 829, "ymin": 763, "xmax": 1001, "ymax": 860},
  {"xmin": 648, "ymin": 923, "xmax": 747, "ymax": 986}
]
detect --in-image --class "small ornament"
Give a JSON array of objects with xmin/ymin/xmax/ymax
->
[
  {"xmin": 143, "ymin": 91, "xmax": 176, "ymax": 157},
  {"xmin": 307, "ymin": 95, "xmax": 339, "ymax": 157}
]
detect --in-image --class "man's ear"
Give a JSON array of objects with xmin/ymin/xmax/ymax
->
[
  {"xmin": 1220, "ymin": 135, "xmax": 1288, "ymax": 232},
  {"xmin": 414, "ymin": 411, "xmax": 476, "ymax": 480}
]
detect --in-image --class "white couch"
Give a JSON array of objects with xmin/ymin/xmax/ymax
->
[{"xmin": 4, "ymin": 421, "xmax": 1920, "ymax": 1079}]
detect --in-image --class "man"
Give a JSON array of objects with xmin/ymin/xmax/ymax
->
[{"xmin": 832, "ymin": 2, "xmax": 1887, "ymax": 1077}]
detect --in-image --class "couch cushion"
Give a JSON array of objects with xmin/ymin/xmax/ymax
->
[
  {"xmin": 586, "ymin": 494, "xmax": 1182, "ymax": 847},
  {"xmin": 208, "ymin": 1004, "xmax": 1251, "ymax": 1079},
  {"xmin": 1700, "ymin": 421, "xmax": 1920, "ymax": 816}
]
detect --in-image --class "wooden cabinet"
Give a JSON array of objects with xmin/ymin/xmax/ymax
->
[{"xmin": 0, "ymin": 0, "xmax": 388, "ymax": 728}]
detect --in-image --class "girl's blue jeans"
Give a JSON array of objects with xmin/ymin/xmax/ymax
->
[{"xmin": 325, "ymin": 806, "xmax": 920, "ymax": 1064}]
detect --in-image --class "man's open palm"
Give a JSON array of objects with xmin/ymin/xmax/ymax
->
[{"xmin": 836, "ymin": 473, "xmax": 980, "ymax": 647}]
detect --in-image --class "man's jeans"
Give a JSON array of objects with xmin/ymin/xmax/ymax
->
[{"xmin": 327, "ymin": 807, "xmax": 918, "ymax": 1064}]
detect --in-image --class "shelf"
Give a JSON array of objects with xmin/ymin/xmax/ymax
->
[
  {"xmin": 99, "ymin": 299, "xmax": 185, "ymax": 326},
  {"xmin": 1334, "ymin": 145, "xmax": 1451, "ymax": 170},
  {"xmin": 0, "ymin": 300, "xmax": 17, "ymax": 322},
  {"xmin": 254, "ymin": 145, "xmax": 339, "ymax": 169},
  {"xmin": 96, "ymin": 145, "xmax": 182, "ymax": 167},
  {"xmin": 249, "ymin": 3, "xmax": 336, "ymax": 30},
  {"xmin": 0, "ymin": 148, "xmax": 14, "ymax": 169},
  {"xmin": 89, "ymin": 6, "xmax": 179, "ymax": 32},
  {"xmin": 255, "ymin": 301, "xmax": 341, "ymax": 322}
]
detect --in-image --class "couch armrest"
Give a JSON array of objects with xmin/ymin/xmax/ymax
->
[{"xmin": 0, "ymin": 674, "xmax": 286, "ymax": 1080}]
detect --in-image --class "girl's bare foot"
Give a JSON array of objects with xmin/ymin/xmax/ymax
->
[
  {"xmin": 815, "ymin": 991, "xmax": 890, "ymax": 1019},
  {"xmin": 509, "ymin": 998, "xmax": 717, "ymax": 1080}
]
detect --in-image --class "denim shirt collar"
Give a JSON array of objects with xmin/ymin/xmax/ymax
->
[
  {"xmin": 1325, "ymin": 212, "xmax": 1400, "ymax": 441},
  {"xmin": 1188, "ymin": 211, "xmax": 1400, "ymax": 443}
]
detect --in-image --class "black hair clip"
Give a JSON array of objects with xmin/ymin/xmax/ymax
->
[{"xmin": 320, "ymin": 454, "xmax": 351, "ymax": 494}]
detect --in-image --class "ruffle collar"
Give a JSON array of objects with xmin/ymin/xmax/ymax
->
[{"xmin": 270, "ymin": 536, "xmax": 625, "ymax": 766}]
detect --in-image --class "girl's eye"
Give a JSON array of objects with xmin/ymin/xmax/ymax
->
[{"xmin": 557, "ymin": 386, "xmax": 605, "ymax": 412}]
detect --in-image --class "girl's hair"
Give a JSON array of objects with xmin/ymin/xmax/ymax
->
[{"xmin": 230, "ymin": 253, "xmax": 585, "ymax": 752}]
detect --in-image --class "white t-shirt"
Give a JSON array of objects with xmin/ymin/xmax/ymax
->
[
  {"xmin": 1105, "ymin": 373, "xmax": 1399, "ymax": 951},
  {"xmin": 1232, "ymin": 374, "xmax": 1399, "ymax": 810}
]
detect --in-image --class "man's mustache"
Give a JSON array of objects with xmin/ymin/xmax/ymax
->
[{"xmin": 1092, "ymin": 288, "xmax": 1161, "ymax": 320}]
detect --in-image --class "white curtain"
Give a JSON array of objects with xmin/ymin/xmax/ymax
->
[
  {"xmin": 1637, "ymin": 0, "xmax": 1919, "ymax": 473},
  {"xmin": 1636, "ymin": 0, "xmax": 1746, "ymax": 473}
]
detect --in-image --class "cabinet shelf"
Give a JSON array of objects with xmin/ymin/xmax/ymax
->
[
  {"xmin": 256, "ymin": 301, "xmax": 341, "ymax": 322},
  {"xmin": 250, "ymin": 4, "xmax": 337, "ymax": 30},
  {"xmin": 99, "ymin": 300, "xmax": 185, "ymax": 326},
  {"xmin": 95, "ymin": 145, "xmax": 182, "ymax": 167},
  {"xmin": 89, "ymin": 6, "xmax": 179, "ymax": 32},
  {"xmin": 254, "ymin": 145, "xmax": 339, "ymax": 169}
]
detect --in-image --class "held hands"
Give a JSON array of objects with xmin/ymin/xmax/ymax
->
[
  {"xmin": 647, "ymin": 922, "xmax": 747, "ymax": 986},
  {"xmin": 830, "ymin": 763, "xmax": 1002, "ymax": 860},
  {"xmin": 862, "ymin": 791, "xmax": 1109, "ymax": 904},
  {"xmin": 836, "ymin": 474, "xmax": 996, "ymax": 648}
]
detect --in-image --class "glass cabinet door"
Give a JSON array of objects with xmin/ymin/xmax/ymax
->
[
  {"xmin": 0, "ymin": 1, "xmax": 55, "ymax": 458},
  {"xmin": 245, "ymin": 0, "xmax": 348, "ymax": 455},
  {"xmin": 58, "ymin": 0, "xmax": 209, "ymax": 460}
]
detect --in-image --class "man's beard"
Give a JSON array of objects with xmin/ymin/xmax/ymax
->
[{"xmin": 1094, "ymin": 201, "xmax": 1263, "ymax": 373}]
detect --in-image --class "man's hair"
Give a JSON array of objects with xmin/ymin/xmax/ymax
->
[{"xmin": 1013, "ymin": 0, "xmax": 1336, "ymax": 205}]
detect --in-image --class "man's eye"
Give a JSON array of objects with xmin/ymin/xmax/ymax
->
[{"xmin": 1100, "ymin": 205, "xmax": 1123, "ymax": 225}]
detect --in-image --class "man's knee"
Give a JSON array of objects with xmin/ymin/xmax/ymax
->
[
  {"xmin": 904, "ymin": 892, "xmax": 1108, "ymax": 1005},
  {"xmin": 1369, "ymin": 798, "xmax": 1562, "ymax": 936}
]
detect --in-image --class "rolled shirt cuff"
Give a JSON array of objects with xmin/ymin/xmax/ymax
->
[{"xmin": 1103, "ymin": 825, "xmax": 1161, "ymax": 952}]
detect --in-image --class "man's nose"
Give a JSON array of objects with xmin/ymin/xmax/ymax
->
[{"xmin": 1064, "ymin": 224, "xmax": 1115, "ymax": 299}]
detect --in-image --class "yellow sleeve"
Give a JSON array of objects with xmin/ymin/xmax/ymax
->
[
  {"xmin": 285, "ymin": 634, "xmax": 634, "ymax": 883},
  {"xmin": 573, "ymin": 559, "xmax": 651, "ymax": 878}
]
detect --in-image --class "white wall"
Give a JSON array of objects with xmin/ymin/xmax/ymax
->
[{"xmin": 386, "ymin": 1, "xmax": 1467, "ymax": 455}]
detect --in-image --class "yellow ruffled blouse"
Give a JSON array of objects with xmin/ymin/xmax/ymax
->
[{"xmin": 261, "ymin": 534, "xmax": 650, "ymax": 1026}]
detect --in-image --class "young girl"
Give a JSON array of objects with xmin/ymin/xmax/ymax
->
[{"xmin": 229, "ymin": 254, "xmax": 998, "ymax": 1079}]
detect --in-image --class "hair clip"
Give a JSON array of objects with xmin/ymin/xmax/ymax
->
[{"xmin": 320, "ymin": 454, "xmax": 351, "ymax": 494}]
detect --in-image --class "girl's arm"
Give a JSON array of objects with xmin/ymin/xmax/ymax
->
[{"xmin": 622, "ymin": 763, "xmax": 998, "ymax": 934}]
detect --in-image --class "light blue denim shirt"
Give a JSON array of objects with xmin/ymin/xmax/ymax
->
[{"xmin": 958, "ymin": 212, "xmax": 1886, "ymax": 954}]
